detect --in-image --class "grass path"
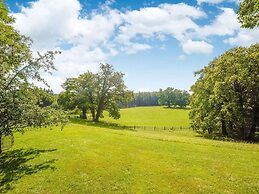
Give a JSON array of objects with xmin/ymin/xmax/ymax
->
[{"xmin": 1, "ymin": 123, "xmax": 258, "ymax": 193}]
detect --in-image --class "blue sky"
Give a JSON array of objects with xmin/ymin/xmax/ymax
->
[{"xmin": 6, "ymin": 0, "xmax": 259, "ymax": 93}]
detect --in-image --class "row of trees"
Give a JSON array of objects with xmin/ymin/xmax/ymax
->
[
  {"xmin": 122, "ymin": 92, "xmax": 159, "ymax": 107},
  {"xmin": 122, "ymin": 89, "xmax": 190, "ymax": 108},
  {"xmin": 190, "ymin": 44, "xmax": 259, "ymax": 140},
  {"xmin": 0, "ymin": 1, "xmax": 67, "ymax": 154},
  {"xmin": 58, "ymin": 64, "xmax": 132, "ymax": 122}
]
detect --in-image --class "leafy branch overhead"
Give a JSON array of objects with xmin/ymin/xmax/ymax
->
[
  {"xmin": 238, "ymin": 0, "xmax": 259, "ymax": 29},
  {"xmin": 0, "ymin": 1, "xmax": 67, "ymax": 154}
]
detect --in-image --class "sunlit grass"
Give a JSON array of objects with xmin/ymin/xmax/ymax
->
[
  {"xmin": 1, "ymin": 121, "xmax": 258, "ymax": 193},
  {"xmin": 101, "ymin": 106, "xmax": 190, "ymax": 127}
]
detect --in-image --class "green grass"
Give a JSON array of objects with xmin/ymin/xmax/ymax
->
[
  {"xmin": 101, "ymin": 106, "xmax": 190, "ymax": 127},
  {"xmin": 1, "ymin": 119, "xmax": 259, "ymax": 193}
]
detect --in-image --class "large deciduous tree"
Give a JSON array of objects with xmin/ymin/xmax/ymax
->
[
  {"xmin": 158, "ymin": 88, "xmax": 190, "ymax": 108},
  {"xmin": 238, "ymin": 0, "xmax": 259, "ymax": 29},
  {"xmin": 58, "ymin": 63, "xmax": 133, "ymax": 122},
  {"xmin": 0, "ymin": 1, "xmax": 67, "ymax": 154},
  {"xmin": 190, "ymin": 44, "xmax": 259, "ymax": 140}
]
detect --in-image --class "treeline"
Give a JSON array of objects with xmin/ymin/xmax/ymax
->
[{"xmin": 122, "ymin": 88, "xmax": 190, "ymax": 108}]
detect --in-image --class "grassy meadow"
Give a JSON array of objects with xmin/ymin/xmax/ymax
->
[
  {"xmin": 101, "ymin": 106, "xmax": 190, "ymax": 127},
  {"xmin": 1, "ymin": 107, "xmax": 259, "ymax": 193}
]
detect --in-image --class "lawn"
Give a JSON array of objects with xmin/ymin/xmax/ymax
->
[
  {"xmin": 0, "ymin": 115, "xmax": 259, "ymax": 193},
  {"xmin": 101, "ymin": 106, "xmax": 190, "ymax": 127}
]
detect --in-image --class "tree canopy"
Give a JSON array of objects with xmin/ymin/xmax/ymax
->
[
  {"xmin": 158, "ymin": 87, "xmax": 190, "ymax": 108},
  {"xmin": 238, "ymin": 0, "xmax": 259, "ymax": 28},
  {"xmin": 0, "ymin": 1, "xmax": 67, "ymax": 153},
  {"xmin": 58, "ymin": 64, "xmax": 133, "ymax": 122},
  {"xmin": 190, "ymin": 44, "xmax": 259, "ymax": 140}
]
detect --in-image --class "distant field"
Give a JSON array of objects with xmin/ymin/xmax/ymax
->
[
  {"xmin": 1, "ymin": 107, "xmax": 259, "ymax": 193},
  {"xmin": 101, "ymin": 106, "xmax": 190, "ymax": 127}
]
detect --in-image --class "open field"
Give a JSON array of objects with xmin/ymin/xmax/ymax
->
[
  {"xmin": 101, "ymin": 106, "xmax": 190, "ymax": 127},
  {"xmin": 1, "ymin": 118, "xmax": 259, "ymax": 193}
]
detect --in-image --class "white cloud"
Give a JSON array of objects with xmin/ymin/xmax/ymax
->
[
  {"xmin": 13, "ymin": 0, "xmax": 82, "ymax": 50},
  {"xmin": 177, "ymin": 54, "xmax": 186, "ymax": 61},
  {"xmin": 116, "ymin": 3, "xmax": 206, "ymax": 44},
  {"xmin": 122, "ymin": 43, "xmax": 152, "ymax": 54},
  {"xmin": 224, "ymin": 28, "xmax": 259, "ymax": 46},
  {"xmin": 196, "ymin": 8, "xmax": 240, "ymax": 38},
  {"xmin": 197, "ymin": 0, "xmax": 236, "ymax": 4},
  {"xmin": 115, "ymin": 3, "xmax": 209, "ymax": 55},
  {"xmin": 12, "ymin": 0, "xmax": 122, "ymax": 92},
  {"xmin": 11, "ymin": 0, "xmax": 257, "ymax": 92},
  {"xmin": 182, "ymin": 39, "xmax": 214, "ymax": 54}
]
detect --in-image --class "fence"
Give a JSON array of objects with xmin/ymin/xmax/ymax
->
[{"xmin": 118, "ymin": 125, "xmax": 190, "ymax": 131}]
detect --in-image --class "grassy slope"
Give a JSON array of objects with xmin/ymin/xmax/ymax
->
[
  {"xmin": 101, "ymin": 106, "xmax": 190, "ymax": 127},
  {"xmin": 1, "ymin": 122, "xmax": 259, "ymax": 194}
]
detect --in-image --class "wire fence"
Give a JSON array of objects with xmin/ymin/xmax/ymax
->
[{"xmin": 118, "ymin": 125, "xmax": 191, "ymax": 131}]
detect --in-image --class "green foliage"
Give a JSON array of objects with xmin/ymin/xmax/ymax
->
[
  {"xmin": 238, "ymin": 0, "xmax": 259, "ymax": 28},
  {"xmin": 158, "ymin": 87, "xmax": 190, "ymax": 108},
  {"xmin": 190, "ymin": 44, "xmax": 259, "ymax": 140},
  {"xmin": 123, "ymin": 91, "xmax": 159, "ymax": 107},
  {"xmin": 0, "ymin": 1, "xmax": 67, "ymax": 153},
  {"xmin": 59, "ymin": 63, "xmax": 133, "ymax": 122}
]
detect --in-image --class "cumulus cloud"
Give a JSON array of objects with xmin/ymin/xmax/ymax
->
[
  {"xmin": 196, "ymin": 8, "xmax": 240, "ymax": 38},
  {"xmin": 122, "ymin": 43, "xmax": 152, "ymax": 54},
  {"xmin": 11, "ymin": 0, "xmax": 258, "ymax": 92},
  {"xmin": 197, "ymin": 0, "xmax": 236, "ymax": 4},
  {"xmin": 14, "ymin": 0, "xmax": 82, "ymax": 50},
  {"xmin": 12, "ymin": 0, "xmax": 122, "ymax": 92},
  {"xmin": 182, "ymin": 39, "xmax": 214, "ymax": 54},
  {"xmin": 224, "ymin": 28, "xmax": 259, "ymax": 46},
  {"xmin": 116, "ymin": 3, "xmax": 206, "ymax": 43}
]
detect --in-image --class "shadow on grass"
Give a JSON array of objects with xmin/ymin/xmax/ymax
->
[
  {"xmin": 0, "ymin": 148, "xmax": 57, "ymax": 193},
  {"xmin": 195, "ymin": 133, "xmax": 259, "ymax": 143},
  {"xmin": 70, "ymin": 117, "xmax": 136, "ymax": 131}
]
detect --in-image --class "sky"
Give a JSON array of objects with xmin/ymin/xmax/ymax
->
[{"xmin": 5, "ymin": 0, "xmax": 259, "ymax": 93}]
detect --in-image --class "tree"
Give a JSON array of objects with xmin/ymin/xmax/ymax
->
[
  {"xmin": 59, "ymin": 63, "xmax": 133, "ymax": 122},
  {"xmin": 175, "ymin": 89, "xmax": 190, "ymax": 108},
  {"xmin": 158, "ymin": 88, "xmax": 190, "ymax": 108},
  {"xmin": 158, "ymin": 87, "xmax": 175, "ymax": 108},
  {"xmin": 59, "ymin": 72, "xmax": 97, "ymax": 119},
  {"xmin": 190, "ymin": 44, "xmax": 259, "ymax": 140},
  {"xmin": 238, "ymin": 0, "xmax": 259, "ymax": 28},
  {"xmin": 0, "ymin": 1, "xmax": 67, "ymax": 154},
  {"xmin": 124, "ymin": 91, "xmax": 159, "ymax": 108}
]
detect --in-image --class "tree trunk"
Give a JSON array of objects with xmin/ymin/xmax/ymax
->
[
  {"xmin": 0, "ymin": 134, "xmax": 2, "ymax": 155},
  {"xmin": 221, "ymin": 118, "xmax": 228, "ymax": 136},
  {"xmin": 94, "ymin": 104, "xmax": 103, "ymax": 122},
  {"xmin": 248, "ymin": 107, "xmax": 259, "ymax": 140},
  {"xmin": 80, "ymin": 107, "xmax": 87, "ymax": 119},
  {"xmin": 91, "ymin": 108, "xmax": 96, "ymax": 121},
  {"xmin": 94, "ymin": 109, "xmax": 101, "ymax": 122}
]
